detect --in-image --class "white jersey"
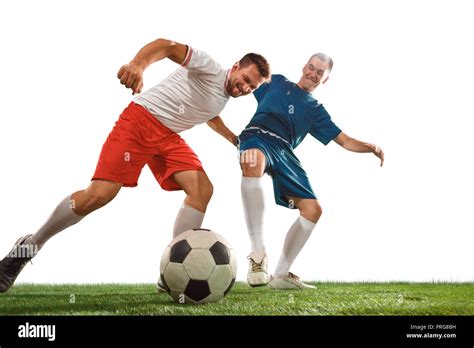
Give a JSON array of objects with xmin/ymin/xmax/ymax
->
[{"xmin": 134, "ymin": 47, "xmax": 230, "ymax": 133}]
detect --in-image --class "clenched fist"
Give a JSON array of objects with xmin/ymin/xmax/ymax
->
[{"xmin": 117, "ymin": 62, "xmax": 144, "ymax": 95}]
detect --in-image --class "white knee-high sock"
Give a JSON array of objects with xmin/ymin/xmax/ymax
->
[
  {"xmin": 173, "ymin": 204, "xmax": 205, "ymax": 238},
  {"xmin": 241, "ymin": 176, "xmax": 265, "ymax": 252},
  {"xmin": 274, "ymin": 216, "xmax": 316, "ymax": 277},
  {"xmin": 25, "ymin": 195, "xmax": 84, "ymax": 250}
]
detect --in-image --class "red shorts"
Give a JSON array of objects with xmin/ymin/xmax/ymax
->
[{"xmin": 92, "ymin": 102, "xmax": 204, "ymax": 190}]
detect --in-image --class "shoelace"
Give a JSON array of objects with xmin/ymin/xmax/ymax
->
[
  {"xmin": 248, "ymin": 257, "xmax": 264, "ymax": 272},
  {"xmin": 288, "ymin": 272, "xmax": 302, "ymax": 283}
]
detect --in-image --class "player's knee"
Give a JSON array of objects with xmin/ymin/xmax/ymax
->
[
  {"xmin": 187, "ymin": 179, "xmax": 213, "ymax": 209},
  {"xmin": 301, "ymin": 202, "xmax": 322, "ymax": 223},
  {"xmin": 200, "ymin": 180, "xmax": 214, "ymax": 204},
  {"xmin": 241, "ymin": 163, "xmax": 264, "ymax": 177}
]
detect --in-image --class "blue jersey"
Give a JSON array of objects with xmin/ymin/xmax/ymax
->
[{"xmin": 245, "ymin": 74, "xmax": 341, "ymax": 149}]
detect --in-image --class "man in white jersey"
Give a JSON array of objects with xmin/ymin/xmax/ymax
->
[{"xmin": 0, "ymin": 38, "xmax": 270, "ymax": 292}]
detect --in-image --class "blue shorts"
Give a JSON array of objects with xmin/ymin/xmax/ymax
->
[{"xmin": 238, "ymin": 129, "xmax": 316, "ymax": 209}]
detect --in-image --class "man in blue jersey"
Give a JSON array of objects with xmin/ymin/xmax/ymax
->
[{"xmin": 239, "ymin": 53, "xmax": 384, "ymax": 289}]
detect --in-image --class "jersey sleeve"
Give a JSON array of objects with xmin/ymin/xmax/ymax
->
[
  {"xmin": 253, "ymin": 79, "xmax": 271, "ymax": 103},
  {"xmin": 253, "ymin": 74, "xmax": 281, "ymax": 103},
  {"xmin": 308, "ymin": 103, "xmax": 342, "ymax": 145},
  {"xmin": 181, "ymin": 47, "xmax": 221, "ymax": 75}
]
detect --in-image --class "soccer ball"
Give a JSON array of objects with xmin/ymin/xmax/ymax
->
[{"xmin": 160, "ymin": 228, "xmax": 237, "ymax": 304}]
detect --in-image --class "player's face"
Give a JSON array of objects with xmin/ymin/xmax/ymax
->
[
  {"xmin": 299, "ymin": 57, "xmax": 330, "ymax": 92},
  {"xmin": 226, "ymin": 63, "xmax": 265, "ymax": 98}
]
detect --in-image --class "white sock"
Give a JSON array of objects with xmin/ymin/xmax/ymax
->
[
  {"xmin": 173, "ymin": 204, "xmax": 205, "ymax": 238},
  {"xmin": 25, "ymin": 195, "xmax": 84, "ymax": 250},
  {"xmin": 274, "ymin": 216, "xmax": 316, "ymax": 277},
  {"xmin": 241, "ymin": 176, "xmax": 265, "ymax": 252}
]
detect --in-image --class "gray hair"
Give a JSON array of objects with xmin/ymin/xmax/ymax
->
[{"xmin": 309, "ymin": 53, "xmax": 333, "ymax": 73}]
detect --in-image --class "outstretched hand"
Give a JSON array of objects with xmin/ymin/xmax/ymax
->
[
  {"xmin": 372, "ymin": 145, "xmax": 384, "ymax": 167},
  {"xmin": 117, "ymin": 63, "xmax": 144, "ymax": 95}
]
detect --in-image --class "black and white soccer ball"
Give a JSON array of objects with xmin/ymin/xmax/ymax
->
[{"xmin": 160, "ymin": 228, "xmax": 237, "ymax": 304}]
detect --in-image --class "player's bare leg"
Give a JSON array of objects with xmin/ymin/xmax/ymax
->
[
  {"xmin": 156, "ymin": 170, "xmax": 212, "ymax": 292},
  {"xmin": 25, "ymin": 179, "xmax": 123, "ymax": 249},
  {"xmin": 240, "ymin": 148, "xmax": 270, "ymax": 286},
  {"xmin": 171, "ymin": 170, "xmax": 213, "ymax": 237},
  {"xmin": 70, "ymin": 179, "xmax": 123, "ymax": 216},
  {"xmin": 0, "ymin": 179, "xmax": 122, "ymax": 293},
  {"xmin": 269, "ymin": 197, "xmax": 321, "ymax": 290}
]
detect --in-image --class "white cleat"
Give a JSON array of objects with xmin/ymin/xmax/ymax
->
[
  {"xmin": 268, "ymin": 272, "xmax": 316, "ymax": 290},
  {"xmin": 247, "ymin": 251, "xmax": 270, "ymax": 287}
]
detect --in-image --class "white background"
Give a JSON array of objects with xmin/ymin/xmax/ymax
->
[{"xmin": 0, "ymin": 0, "xmax": 473, "ymax": 283}]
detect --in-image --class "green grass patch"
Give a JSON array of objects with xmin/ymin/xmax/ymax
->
[{"xmin": 1, "ymin": 282, "xmax": 472, "ymax": 315}]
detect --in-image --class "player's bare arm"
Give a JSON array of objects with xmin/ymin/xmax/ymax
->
[
  {"xmin": 117, "ymin": 38, "xmax": 188, "ymax": 95},
  {"xmin": 334, "ymin": 132, "xmax": 384, "ymax": 167},
  {"xmin": 207, "ymin": 116, "xmax": 238, "ymax": 146}
]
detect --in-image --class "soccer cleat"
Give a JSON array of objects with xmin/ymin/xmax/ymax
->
[
  {"xmin": 247, "ymin": 250, "xmax": 270, "ymax": 287},
  {"xmin": 268, "ymin": 272, "xmax": 316, "ymax": 290},
  {"xmin": 0, "ymin": 234, "xmax": 37, "ymax": 293},
  {"xmin": 156, "ymin": 277, "xmax": 167, "ymax": 293}
]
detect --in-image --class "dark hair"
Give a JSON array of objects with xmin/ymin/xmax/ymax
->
[
  {"xmin": 239, "ymin": 53, "xmax": 271, "ymax": 79},
  {"xmin": 309, "ymin": 53, "xmax": 333, "ymax": 72}
]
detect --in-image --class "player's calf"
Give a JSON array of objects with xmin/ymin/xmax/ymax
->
[{"xmin": 72, "ymin": 180, "xmax": 122, "ymax": 216}]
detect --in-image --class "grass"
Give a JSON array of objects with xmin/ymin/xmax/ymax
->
[{"xmin": 0, "ymin": 282, "xmax": 473, "ymax": 316}]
